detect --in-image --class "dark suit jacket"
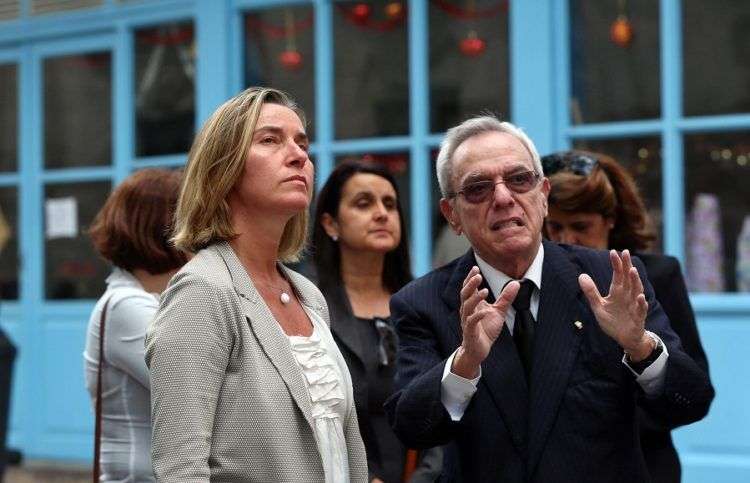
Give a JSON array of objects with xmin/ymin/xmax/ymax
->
[
  {"xmin": 385, "ymin": 241, "xmax": 715, "ymax": 483},
  {"xmin": 637, "ymin": 253, "xmax": 711, "ymax": 483}
]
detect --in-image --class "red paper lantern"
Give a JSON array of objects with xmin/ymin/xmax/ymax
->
[
  {"xmin": 460, "ymin": 32, "xmax": 486, "ymax": 57},
  {"xmin": 610, "ymin": 15, "xmax": 634, "ymax": 47},
  {"xmin": 279, "ymin": 50, "xmax": 303, "ymax": 70},
  {"xmin": 351, "ymin": 3, "xmax": 372, "ymax": 25},
  {"xmin": 384, "ymin": 2, "xmax": 404, "ymax": 20}
]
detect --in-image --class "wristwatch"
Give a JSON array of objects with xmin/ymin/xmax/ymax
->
[{"xmin": 625, "ymin": 332, "xmax": 664, "ymax": 375}]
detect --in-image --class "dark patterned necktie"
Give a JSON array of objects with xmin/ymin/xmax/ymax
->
[{"xmin": 512, "ymin": 279, "xmax": 536, "ymax": 381}]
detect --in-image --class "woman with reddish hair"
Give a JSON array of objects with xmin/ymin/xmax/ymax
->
[
  {"xmin": 542, "ymin": 150, "xmax": 712, "ymax": 483},
  {"xmin": 84, "ymin": 168, "xmax": 187, "ymax": 482}
]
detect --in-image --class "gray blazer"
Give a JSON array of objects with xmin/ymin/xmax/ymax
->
[{"xmin": 145, "ymin": 242, "xmax": 368, "ymax": 483}]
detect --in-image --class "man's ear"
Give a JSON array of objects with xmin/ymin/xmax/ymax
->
[
  {"xmin": 540, "ymin": 177, "xmax": 551, "ymax": 216},
  {"xmin": 440, "ymin": 198, "xmax": 462, "ymax": 235},
  {"xmin": 320, "ymin": 213, "xmax": 339, "ymax": 239}
]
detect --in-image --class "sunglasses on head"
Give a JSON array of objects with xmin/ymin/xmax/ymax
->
[
  {"xmin": 541, "ymin": 153, "xmax": 599, "ymax": 177},
  {"xmin": 447, "ymin": 170, "xmax": 540, "ymax": 204}
]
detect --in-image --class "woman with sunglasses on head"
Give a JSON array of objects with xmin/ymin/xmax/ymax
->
[
  {"xmin": 313, "ymin": 161, "xmax": 441, "ymax": 483},
  {"xmin": 541, "ymin": 150, "xmax": 712, "ymax": 483}
]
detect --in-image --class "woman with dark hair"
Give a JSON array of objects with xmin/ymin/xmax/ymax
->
[
  {"xmin": 84, "ymin": 168, "xmax": 187, "ymax": 482},
  {"xmin": 541, "ymin": 150, "xmax": 712, "ymax": 483},
  {"xmin": 313, "ymin": 161, "xmax": 441, "ymax": 483}
]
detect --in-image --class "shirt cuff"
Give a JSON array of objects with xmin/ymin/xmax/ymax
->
[
  {"xmin": 622, "ymin": 331, "xmax": 669, "ymax": 396},
  {"xmin": 440, "ymin": 349, "xmax": 481, "ymax": 421}
]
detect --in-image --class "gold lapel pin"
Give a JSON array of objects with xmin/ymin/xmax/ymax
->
[{"xmin": 574, "ymin": 321, "xmax": 583, "ymax": 330}]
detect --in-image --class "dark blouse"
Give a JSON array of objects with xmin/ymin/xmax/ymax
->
[{"xmin": 352, "ymin": 316, "xmax": 405, "ymax": 483}]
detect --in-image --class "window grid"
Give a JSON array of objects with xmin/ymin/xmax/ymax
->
[{"xmin": 560, "ymin": 0, "xmax": 750, "ymax": 307}]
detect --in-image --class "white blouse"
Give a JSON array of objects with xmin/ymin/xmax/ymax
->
[{"xmin": 288, "ymin": 312, "xmax": 350, "ymax": 483}]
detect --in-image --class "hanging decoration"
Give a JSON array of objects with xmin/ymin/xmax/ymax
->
[
  {"xmin": 337, "ymin": 2, "xmax": 406, "ymax": 31},
  {"xmin": 430, "ymin": 0, "xmax": 507, "ymax": 58},
  {"xmin": 245, "ymin": 10, "xmax": 314, "ymax": 71},
  {"xmin": 459, "ymin": 30, "xmax": 486, "ymax": 57},
  {"xmin": 610, "ymin": 0, "xmax": 634, "ymax": 48},
  {"xmin": 351, "ymin": 3, "xmax": 372, "ymax": 24},
  {"xmin": 384, "ymin": 2, "xmax": 405, "ymax": 20},
  {"xmin": 279, "ymin": 8, "xmax": 303, "ymax": 71}
]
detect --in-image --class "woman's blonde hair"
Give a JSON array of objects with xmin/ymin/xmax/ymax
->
[{"xmin": 171, "ymin": 87, "xmax": 308, "ymax": 262}]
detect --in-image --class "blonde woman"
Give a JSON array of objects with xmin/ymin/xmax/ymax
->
[{"xmin": 145, "ymin": 87, "xmax": 367, "ymax": 483}]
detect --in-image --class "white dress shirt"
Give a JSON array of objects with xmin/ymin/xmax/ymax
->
[{"xmin": 440, "ymin": 245, "xmax": 669, "ymax": 421}]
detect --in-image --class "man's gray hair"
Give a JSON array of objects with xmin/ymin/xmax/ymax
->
[{"xmin": 435, "ymin": 116, "xmax": 543, "ymax": 197}]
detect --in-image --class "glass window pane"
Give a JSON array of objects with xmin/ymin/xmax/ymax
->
[
  {"xmin": 684, "ymin": 132, "xmax": 750, "ymax": 293},
  {"xmin": 683, "ymin": 0, "xmax": 750, "ymax": 116},
  {"xmin": 244, "ymin": 6, "xmax": 316, "ymax": 140},
  {"xmin": 135, "ymin": 22, "xmax": 196, "ymax": 157},
  {"xmin": 44, "ymin": 52, "xmax": 111, "ymax": 169},
  {"xmin": 0, "ymin": 187, "xmax": 18, "ymax": 299},
  {"xmin": 0, "ymin": 64, "xmax": 17, "ymax": 172},
  {"xmin": 44, "ymin": 181, "xmax": 111, "ymax": 299},
  {"xmin": 569, "ymin": 0, "xmax": 660, "ymax": 124},
  {"xmin": 571, "ymin": 137, "xmax": 663, "ymax": 251},
  {"xmin": 334, "ymin": 1, "xmax": 409, "ymax": 139},
  {"xmin": 430, "ymin": 0, "xmax": 509, "ymax": 133}
]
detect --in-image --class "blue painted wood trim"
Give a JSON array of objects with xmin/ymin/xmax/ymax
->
[
  {"xmin": 40, "ymin": 167, "xmax": 113, "ymax": 183},
  {"xmin": 113, "ymin": 22, "xmax": 133, "ymax": 184},
  {"xmin": 329, "ymin": 137, "xmax": 413, "ymax": 154},
  {"xmin": 553, "ymin": 0, "xmax": 571, "ymax": 150},
  {"xmin": 196, "ymin": 0, "xmax": 232, "ymax": 126},
  {"xmin": 678, "ymin": 114, "xmax": 750, "ymax": 133},
  {"xmin": 510, "ymin": 0, "xmax": 555, "ymax": 154},
  {"xmin": 0, "ymin": 1, "xmax": 195, "ymax": 45},
  {"xmin": 313, "ymin": 0, "xmax": 333, "ymax": 185},
  {"xmin": 0, "ymin": 174, "xmax": 20, "ymax": 186},
  {"xmin": 691, "ymin": 294, "xmax": 750, "ymax": 314},
  {"xmin": 132, "ymin": 154, "xmax": 189, "ymax": 169},
  {"xmin": 566, "ymin": 119, "xmax": 663, "ymax": 139},
  {"xmin": 409, "ymin": 0, "xmax": 430, "ymax": 276},
  {"xmin": 660, "ymin": 0, "xmax": 684, "ymax": 262}
]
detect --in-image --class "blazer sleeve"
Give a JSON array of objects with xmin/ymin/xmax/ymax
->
[
  {"xmin": 629, "ymin": 256, "xmax": 715, "ymax": 430},
  {"xmin": 640, "ymin": 256, "xmax": 712, "ymax": 432},
  {"xmin": 145, "ymin": 270, "xmax": 238, "ymax": 483},
  {"xmin": 385, "ymin": 289, "xmax": 459, "ymax": 449}
]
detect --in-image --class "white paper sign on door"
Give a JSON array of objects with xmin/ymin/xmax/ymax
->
[{"xmin": 45, "ymin": 197, "xmax": 78, "ymax": 239}]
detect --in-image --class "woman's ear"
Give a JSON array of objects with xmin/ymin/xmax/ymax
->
[{"xmin": 320, "ymin": 213, "xmax": 340, "ymax": 240}]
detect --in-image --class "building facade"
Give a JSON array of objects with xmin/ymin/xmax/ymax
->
[{"xmin": 0, "ymin": 0, "xmax": 747, "ymax": 481}]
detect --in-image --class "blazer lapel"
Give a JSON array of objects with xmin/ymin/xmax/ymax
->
[
  {"xmin": 213, "ymin": 242, "xmax": 316, "ymax": 430},
  {"xmin": 325, "ymin": 284, "xmax": 366, "ymax": 366},
  {"xmin": 441, "ymin": 251, "xmax": 530, "ymax": 455},
  {"xmin": 526, "ymin": 241, "xmax": 587, "ymax": 475}
]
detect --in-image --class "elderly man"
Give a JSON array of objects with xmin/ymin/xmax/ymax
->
[{"xmin": 385, "ymin": 116, "xmax": 714, "ymax": 482}]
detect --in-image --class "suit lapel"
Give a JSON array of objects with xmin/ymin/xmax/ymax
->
[
  {"xmin": 213, "ymin": 242, "xmax": 316, "ymax": 430},
  {"xmin": 325, "ymin": 284, "xmax": 366, "ymax": 366},
  {"xmin": 441, "ymin": 251, "xmax": 530, "ymax": 455},
  {"xmin": 526, "ymin": 241, "xmax": 587, "ymax": 475}
]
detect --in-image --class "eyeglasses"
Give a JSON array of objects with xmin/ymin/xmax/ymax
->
[
  {"xmin": 447, "ymin": 171, "xmax": 540, "ymax": 204},
  {"xmin": 541, "ymin": 152, "xmax": 598, "ymax": 177},
  {"xmin": 374, "ymin": 318, "xmax": 398, "ymax": 367}
]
